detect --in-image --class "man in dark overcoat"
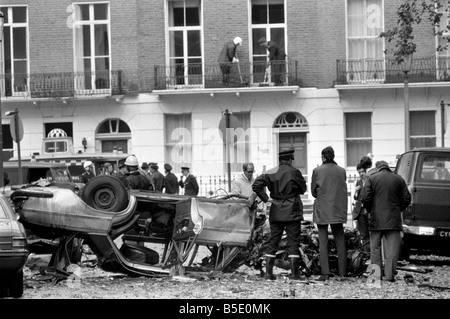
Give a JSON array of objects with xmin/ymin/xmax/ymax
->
[
  {"xmin": 311, "ymin": 146, "xmax": 348, "ymax": 281},
  {"xmin": 217, "ymin": 36, "xmax": 242, "ymax": 84},
  {"xmin": 149, "ymin": 162, "xmax": 165, "ymax": 192},
  {"xmin": 178, "ymin": 166, "xmax": 199, "ymax": 196},
  {"xmin": 258, "ymin": 37, "xmax": 287, "ymax": 85},
  {"xmin": 361, "ymin": 160, "xmax": 411, "ymax": 282},
  {"xmin": 163, "ymin": 163, "xmax": 179, "ymax": 194},
  {"xmin": 252, "ymin": 149, "xmax": 307, "ymax": 280}
]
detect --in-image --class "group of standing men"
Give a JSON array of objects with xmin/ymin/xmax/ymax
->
[
  {"xmin": 80, "ymin": 155, "xmax": 199, "ymax": 197},
  {"xmin": 247, "ymin": 146, "xmax": 411, "ymax": 283}
]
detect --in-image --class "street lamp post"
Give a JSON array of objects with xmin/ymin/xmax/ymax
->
[
  {"xmin": 0, "ymin": 12, "xmax": 5, "ymax": 188},
  {"xmin": 402, "ymin": 54, "xmax": 413, "ymax": 152},
  {"xmin": 441, "ymin": 100, "xmax": 450, "ymax": 147},
  {"xmin": 223, "ymin": 109, "xmax": 232, "ymax": 192}
]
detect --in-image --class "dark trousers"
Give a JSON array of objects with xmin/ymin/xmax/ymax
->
[
  {"xmin": 370, "ymin": 230, "xmax": 401, "ymax": 281},
  {"xmin": 266, "ymin": 220, "xmax": 301, "ymax": 257},
  {"xmin": 220, "ymin": 63, "xmax": 231, "ymax": 83},
  {"xmin": 271, "ymin": 60, "xmax": 286, "ymax": 84},
  {"xmin": 356, "ymin": 210, "xmax": 370, "ymax": 252},
  {"xmin": 317, "ymin": 223, "xmax": 347, "ymax": 276}
]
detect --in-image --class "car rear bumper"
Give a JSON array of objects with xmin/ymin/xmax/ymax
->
[
  {"xmin": 403, "ymin": 232, "xmax": 450, "ymax": 251},
  {"xmin": 0, "ymin": 252, "xmax": 29, "ymax": 273}
]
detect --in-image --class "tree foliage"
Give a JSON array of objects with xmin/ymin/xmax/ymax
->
[{"xmin": 380, "ymin": 0, "xmax": 450, "ymax": 65}]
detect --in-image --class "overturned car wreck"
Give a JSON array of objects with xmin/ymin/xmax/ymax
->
[{"xmin": 9, "ymin": 175, "xmax": 369, "ymax": 279}]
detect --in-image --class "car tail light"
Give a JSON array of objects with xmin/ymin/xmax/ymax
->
[{"xmin": 12, "ymin": 236, "xmax": 27, "ymax": 249}]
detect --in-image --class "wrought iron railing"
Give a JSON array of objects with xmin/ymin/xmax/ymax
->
[
  {"xmin": 336, "ymin": 56, "xmax": 450, "ymax": 85},
  {"xmin": 154, "ymin": 60, "xmax": 301, "ymax": 90},
  {"xmin": 0, "ymin": 70, "xmax": 144, "ymax": 98}
]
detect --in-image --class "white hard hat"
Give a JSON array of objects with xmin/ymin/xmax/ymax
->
[
  {"xmin": 83, "ymin": 160, "xmax": 93, "ymax": 169},
  {"xmin": 233, "ymin": 37, "xmax": 242, "ymax": 45},
  {"xmin": 125, "ymin": 155, "xmax": 139, "ymax": 166}
]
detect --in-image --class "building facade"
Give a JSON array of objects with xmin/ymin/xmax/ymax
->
[{"xmin": 1, "ymin": 0, "xmax": 450, "ymax": 196}]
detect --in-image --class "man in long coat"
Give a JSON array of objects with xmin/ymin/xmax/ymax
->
[
  {"xmin": 258, "ymin": 37, "xmax": 287, "ymax": 85},
  {"xmin": 163, "ymin": 163, "xmax": 179, "ymax": 194},
  {"xmin": 311, "ymin": 146, "xmax": 348, "ymax": 281},
  {"xmin": 361, "ymin": 160, "xmax": 411, "ymax": 282},
  {"xmin": 252, "ymin": 149, "xmax": 307, "ymax": 280},
  {"xmin": 149, "ymin": 162, "xmax": 165, "ymax": 192},
  {"xmin": 178, "ymin": 166, "xmax": 199, "ymax": 196},
  {"xmin": 217, "ymin": 36, "xmax": 242, "ymax": 84}
]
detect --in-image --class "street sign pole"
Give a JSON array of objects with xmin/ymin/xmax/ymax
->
[
  {"xmin": 15, "ymin": 112, "xmax": 22, "ymax": 183},
  {"xmin": 8, "ymin": 109, "xmax": 24, "ymax": 183}
]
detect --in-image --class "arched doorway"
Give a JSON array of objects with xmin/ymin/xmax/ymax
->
[
  {"xmin": 273, "ymin": 112, "xmax": 309, "ymax": 178},
  {"xmin": 96, "ymin": 119, "xmax": 131, "ymax": 153}
]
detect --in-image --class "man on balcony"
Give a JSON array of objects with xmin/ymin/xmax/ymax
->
[
  {"xmin": 258, "ymin": 37, "xmax": 287, "ymax": 85},
  {"xmin": 218, "ymin": 36, "xmax": 242, "ymax": 84}
]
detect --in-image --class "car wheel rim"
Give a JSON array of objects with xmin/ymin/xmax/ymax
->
[{"xmin": 94, "ymin": 188, "xmax": 115, "ymax": 209}]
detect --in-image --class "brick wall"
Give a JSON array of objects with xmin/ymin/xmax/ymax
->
[{"xmin": 7, "ymin": 0, "xmax": 446, "ymax": 90}]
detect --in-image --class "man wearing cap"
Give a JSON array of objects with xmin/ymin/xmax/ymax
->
[
  {"xmin": 81, "ymin": 160, "xmax": 95, "ymax": 184},
  {"xmin": 179, "ymin": 166, "xmax": 199, "ymax": 196},
  {"xmin": 252, "ymin": 149, "xmax": 307, "ymax": 280},
  {"xmin": 149, "ymin": 162, "xmax": 165, "ymax": 192},
  {"xmin": 113, "ymin": 161, "xmax": 129, "ymax": 188},
  {"xmin": 218, "ymin": 36, "xmax": 242, "ymax": 84},
  {"xmin": 163, "ymin": 164, "xmax": 179, "ymax": 194},
  {"xmin": 258, "ymin": 37, "xmax": 287, "ymax": 85},
  {"xmin": 311, "ymin": 146, "xmax": 348, "ymax": 281},
  {"xmin": 361, "ymin": 160, "xmax": 411, "ymax": 282}
]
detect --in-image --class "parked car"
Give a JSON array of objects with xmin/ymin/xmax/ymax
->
[
  {"xmin": 3, "ymin": 161, "xmax": 74, "ymax": 186},
  {"xmin": 9, "ymin": 175, "xmax": 256, "ymax": 277},
  {"xmin": 0, "ymin": 193, "xmax": 29, "ymax": 298},
  {"xmin": 394, "ymin": 147, "xmax": 450, "ymax": 259}
]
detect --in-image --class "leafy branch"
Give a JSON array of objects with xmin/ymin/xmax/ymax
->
[{"xmin": 379, "ymin": 0, "xmax": 449, "ymax": 65}]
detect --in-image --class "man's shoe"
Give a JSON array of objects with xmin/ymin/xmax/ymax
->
[{"xmin": 314, "ymin": 274, "xmax": 329, "ymax": 282}]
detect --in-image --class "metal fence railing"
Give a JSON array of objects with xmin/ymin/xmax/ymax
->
[
  {"xmin": 336, "ymin": 56, "xmax": 450, "ymax": 85},
  {"xmin": 154, "ymin": 60, "xmax": 301, "ymax": 90}
]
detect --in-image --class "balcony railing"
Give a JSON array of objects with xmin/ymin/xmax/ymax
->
[
  {"xmin": 154, "ymin": 60, "xmax": 301, "ymax": 90},
  {"xmin": 0, "ymin": 70, "xmax": 143, "ymax": 99},
  {"xmin": 336, "ymin": 57, "xmax": 450, "ymax": 85}
]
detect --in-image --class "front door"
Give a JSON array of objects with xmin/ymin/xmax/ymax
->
[{"xmin": 279, "ymin": 132, "xmax": 307, "ymax": 179}]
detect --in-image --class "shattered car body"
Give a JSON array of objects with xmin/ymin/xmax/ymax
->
[{"xmin": 10, "ymin": 175, "xmax": 255, "ymax": 277}]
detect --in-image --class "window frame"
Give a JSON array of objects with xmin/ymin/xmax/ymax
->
[
  {"xmin": 345, "ymin": 0, "xmax": 385, "ymax": 84},
  {"xmin": 250, "ymin": 0, "xmax": 287, "ymax": 85},
  {"xmin": 436, "ymin": 0, "xmax": 450, "ymax": 80},
  {"xmin": 0, "ymin": 5, "xmax": 30, "ymax": 98},
  {"xmin": 164, "ymin": 113, "xmax": 193, "ymax": 173},
  {"xmin": 72, "ymin": 2, "xmax": 112, "ymax": 95},
  {"xmin": 410, "ymin": 110, "xmax": 437, "ymax": 149},
  {"xmin": 95, "ymin": 118, "xmax": 131, "ymax": 153},
  {"xmin": 165, "ymin": 0, "xmax": 203, "ymax": 89},
  {"xmin": 344, "ymin": 112, "xmax": 373, "ymax": 167}
]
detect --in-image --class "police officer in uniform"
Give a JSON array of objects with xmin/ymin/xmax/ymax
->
[
  {"xmin": 178, "ymin": 166, "xmax": 199, "ymax": 196},
  {"xmin": 252, "ymin": 149, "xmax": 307, "ymax": 280}
]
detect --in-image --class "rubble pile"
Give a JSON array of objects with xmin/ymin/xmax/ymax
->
[{"xmin": 224, "ymin": 217, "xmax": 370, "ymax": 277}]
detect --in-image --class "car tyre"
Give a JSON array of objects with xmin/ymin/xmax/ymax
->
[
  {"xmin": 81, "ymin": 175, "xmax": 129, "ymax": 212},
  {"xmin": 9, "ymin": 270, "xmax": 24, "ymax": 298}
]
